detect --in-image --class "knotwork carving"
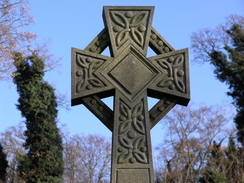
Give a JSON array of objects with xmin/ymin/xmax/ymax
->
[
  {"xmin": 76, "ymin": 54, "xmax": 105, "ymax": 92},
  {"xmin": 117, "ymin": 99, "xmax": 147, "ymax": 164},
  {"xmin": 72, "ymin": 6, "xmax": 190, "ymax": 183},
  {"xmin": 156, "ymin": 54, "xmax": 185, "ymax": 92},
  {"xmin": 110, "ymin": 11, "xmax": 148, "ymax": 48}
]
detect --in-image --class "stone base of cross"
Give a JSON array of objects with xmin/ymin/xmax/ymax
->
[{"xmin": 72, "ymin": 6, "xmax": 190, "ymax": 183}]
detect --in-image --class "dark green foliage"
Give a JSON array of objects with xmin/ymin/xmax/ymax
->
[
  {"xmin": 198, "ymin": 136, "xmax": 244, "ymax": 183},
  {"xmin": 208, "ymin": 24, "xmax": 244, "ymax": 144},
  {"xmin": 198, "ymin": 169, "xmax": 227, "ymax": 183},
  {"xmin": 225, "ymin": 137, "xmax": 244, "ymax": 182},
  {"xmin": 13, "ymin": 53, "xmax": 63, "ymax": 182},
  {"xmin": 0, "ymin": 142, "xmax": 8, "ymax": 182}
]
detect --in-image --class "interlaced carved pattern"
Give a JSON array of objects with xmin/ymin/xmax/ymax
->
[
  {"xmin": 157, "ymin": 54, "xmax": 185, "ymax": 92},
  {"xmin": 117, "ymin": 99, "xmax": 147, "ymax": 164},
  {"xmin": 76, "ymin": 54, "xmax": 105, "ymax": 93},
  {"xmin": 71, "ymin": 6, "xmax": 190, "ymax": 183},
  {"xmin": 110, "ymin": 11, "xmax": 148, "ymax": 48}
]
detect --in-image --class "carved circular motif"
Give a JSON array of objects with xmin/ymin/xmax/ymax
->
[
  {"xmin": 163, "ymin": 47, "xmax": 170, "ymax": 53},
  {"xmin": 177, "ymin": 70, "xmax": 184, "ymax": 77},
  {"xmin": 102, "ymin": 33, "xmax": 108, "ymax": 40},
  {"xmin": 98, "ymin": 106, "xmax": 103, "ymax": 112},
  {"xmin": 113, "ymin": 26, "xmax": 121, "ymax": 32},
  {"xmin": 76, "ymin": 70, "xmax": 83, "ymax": 76},
  {"xmin": 157, "ymin": 40, "xmax": 164, "ymax": 47},
  {"xmin": 150, "ymin": 34, "xmax": 157, "ymax": 40},
  {"xmin": 130, "ymin": 157, "xmax": 136, "ymax": 163},
  {"xmin": 150, "ymin": 113, "xmax": 157, "ymax": 119},
  {"xmin": 118, "ymin": 147, "xmax": 124, "ymax": 152},
  {"xmin": 169, "ymin": 84, "xmax": 175, "ymax": 90},
  {"xmin": 95, "ymin": 41, "xmax": 100, "ymax": 46},
  {"xmin": 127, "ymin": 131, "xmax": 136, "ymax": 139},
  {"xmin": 91, "ymin": 99, "xmax": 97, "ymax": 105},
  {"xmin": 138, "ymin": 25, "xmax": 146, "ymax": 32},
  {"xmin": 119, "ymin": 115, "xmax": 126, "ymax": 121},
  {"xmin": 168, "ymin": 57, "xmax": 174, "ymax": 63},
  {"xmin": 158, "ymin": 106, "xmax": 164, "ymax": 112},
  {"xmin": 140, "ymin": 147, "xmax": 146, "ymax": 152},
  {"xmin": 86, "ymin": 85, "xmax": 93, "ymax": 90},
  {"xmin": 125, "ymin": 11, "xmax": 133, "ymax": 18},
  {"xmin": 165, "ymin": 99, "xmax": 171, "ymax": 105},
  {"xmin": 86, "ymin": 57, "xmax": 92, "ymax": 63},
  {"xmin": 89, "ymin": 47, "xmax": 96, "ymax": 52},
  {"xmin": 138, "ymin": 115, "xmax": 144, "ymax": 121}
]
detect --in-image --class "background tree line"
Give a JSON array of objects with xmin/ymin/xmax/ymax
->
[
  {"xmin": 1, "ymin": 103, "xmax": 243, "ymax": 182},
  {"xmin": 0, "ymin": 122, "xmax": 111, "ymax": 183},
  {"xmin": 154, "ymin": 104, "xmax": 243, "ymax": 182}
]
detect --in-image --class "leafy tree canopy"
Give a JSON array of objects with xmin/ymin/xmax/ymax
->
[
  {"xmin": 13, "ymin": 52, "xmax": 63, "ymax": 182},
  {"xmin": 191, "ymin": 15, "xmax": 244, "ymax": 144}
]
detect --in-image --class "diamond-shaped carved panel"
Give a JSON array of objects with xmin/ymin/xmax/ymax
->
[
  {"xmin": 101, "ymin": 44, "xmax": 160, "ymax": 101},
  {"xmin": 110, "ymin": 53, "xmax": 153, "ymax": 94}
]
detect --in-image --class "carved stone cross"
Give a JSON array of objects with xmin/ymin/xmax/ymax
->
[{"xmin": 72, "ymin": 6, "xmax": 190, "ymax": 183}]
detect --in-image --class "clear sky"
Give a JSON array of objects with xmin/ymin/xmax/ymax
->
[{"xmin": 1, "ymin": 0, "xmax": 244, "ymax": 149}]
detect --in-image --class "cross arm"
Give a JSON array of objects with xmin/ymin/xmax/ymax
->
[
  {"xmin": 148, "ymin": 48, "xmax": 190, "ymax": 106},
  {"xmin": 71, "ymin": 47, "xmax": 115, "ymax": 106}
]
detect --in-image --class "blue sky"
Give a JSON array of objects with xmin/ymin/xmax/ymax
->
[{"xmin": 1, "ymin": 0, "xmax": 243, "ymax": 148}]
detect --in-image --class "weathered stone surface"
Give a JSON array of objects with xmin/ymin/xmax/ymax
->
[
  {"xmin": 71, "ymin": 6, "xmax": 190, "ymax": 183},
  {"xmin": 117, "ymin": 169, "xmax": 150, "ymax": 183}
]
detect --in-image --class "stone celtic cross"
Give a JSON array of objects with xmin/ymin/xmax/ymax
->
[{"xmin": 72, "ymin": 6, "xmax": 190, "ymax": 183}]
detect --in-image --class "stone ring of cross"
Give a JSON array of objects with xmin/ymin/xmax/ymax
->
[{"xmin": 71, "ymin": 6, "xmax": 190, "ymax": 183}]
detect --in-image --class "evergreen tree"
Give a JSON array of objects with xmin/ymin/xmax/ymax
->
[
  {"xmin": 225, "ymin": 136, "xmax": 244, "ymax": 182},
  {"xmin": 198, "ymin": 136, "xmax": 244, "ymax": 183},
  {"xmin": 208, "ymin": 24, "xmax": 244, "ymax": 144},
  {"xmin": 191, "ymin": 16, "xmax": 244, "ymax": 145},
  {"xmin": 13, "ymin": 52, "xmax": 63, "ymax": 182},
  {"xmin": 0, "ymin": 142, "xmax": 8, "ymax": 183}
]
